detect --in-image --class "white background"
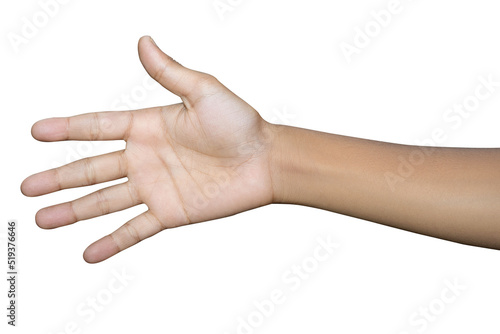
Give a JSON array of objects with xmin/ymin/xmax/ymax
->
[{"xmin": 1, "ymin": 0, "xmax": 500, "ymax": 333}]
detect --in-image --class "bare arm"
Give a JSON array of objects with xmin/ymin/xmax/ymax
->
[
  {"xmin": 270, "ymin": 125, "xmax": 500, "ymax": 249},
  {"xmin": 21, "ymin": 36, "xmax": 500, "ymax": 263}
]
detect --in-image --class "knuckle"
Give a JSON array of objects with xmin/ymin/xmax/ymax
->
[
  {"xmin": 117, "ymin": 151, "xmax": 128, "ymax": 178},
  {"xmin": 123, "ymin": 111, "xmax": 134, "ymax": 140},
  {"xmin": 123, "ymin": 222, "xmax": 141, "ymax": 244},
  {"xmin": 83, "ymin": 158, "xmax": 96, "ymax": 186},
  {"xmin": 95, "ymin": 189, "xmax": 110, "ymax": 215},
  {"xmin": 126, "ymin": 182, "xmax": 140, "ymax": 205},
  {"xmin": 194, "ymin": 73, "xmax": 219, "ymax": 92},
  {"xmin": 145, "ymin": 211, "xmax": 167, "ymax": 230},
  {"xmin": 154, "ymin": 62, "xmax": 169, "ymax": 83},
  {"xmin": 68, "ymin": 201, "xmax": 78, "ymax": 224},
  {"xmin": 53, "ymin": 168, "xmax": 63, "ymax": 191},
  {"xmin": 89, "ymin": 112, "xmax": 101, "ymax": 140}
]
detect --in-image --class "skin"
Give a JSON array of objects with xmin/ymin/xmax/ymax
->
[{"xmin": 21, "ymin": 36, "xmax": 500, "ymax": 263}]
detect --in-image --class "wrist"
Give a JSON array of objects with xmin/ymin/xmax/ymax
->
[
  {"xmin": 265, "ymin": 123, "xmax": 288, "ymax": 204},
  {"xmin": 265, "ymin": 124, "xmax": 344, "ymax": 208},
  {"xmin": 265, "ymin": 123, "xmax": 307, "ymax": 205}
]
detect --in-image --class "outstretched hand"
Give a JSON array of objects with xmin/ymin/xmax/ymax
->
[{"xmin": 21, "ymin": 36, "xmax": 277, "ymax": 263}]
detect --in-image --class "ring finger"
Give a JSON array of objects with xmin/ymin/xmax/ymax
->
[{"xmin": 35, "ymin": 181, "xmax": 141, "ymax": 229}]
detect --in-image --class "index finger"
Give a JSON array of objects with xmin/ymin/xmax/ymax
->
[{"xmin": 31, "ymin": 110, "xmax": 135, "ymax": 141}]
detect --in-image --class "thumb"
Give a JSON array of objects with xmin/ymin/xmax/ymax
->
[{"xmin": 138, "ymin": 36, "xmax": 213, "ymax": 103}]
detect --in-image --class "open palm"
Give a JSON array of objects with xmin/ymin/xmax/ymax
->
[{"xmin": 21, "ymin": 36, "xmax": 275, "ymax": 263}]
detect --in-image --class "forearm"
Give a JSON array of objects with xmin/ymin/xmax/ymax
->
[{"xmin": 269, "ymin": 124, "xmax": 500, "ymax": 249}]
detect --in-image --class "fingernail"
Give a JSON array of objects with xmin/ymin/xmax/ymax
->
[{"xmin": 149, "ymin": 36, "xmax": 157, "ymax": 46}]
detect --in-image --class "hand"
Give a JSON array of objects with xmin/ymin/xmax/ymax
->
[{"xmin": 21, "ymin": 36, "xmax": 277, "ymax": 263}]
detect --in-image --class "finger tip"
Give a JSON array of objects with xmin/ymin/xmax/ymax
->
[
  {"xmin": 20, "ymin": 177, "xmax": 37, "ymax": 197},
  {"xmin": 35, "ymin": 204, "xmax": 72, "ymax": 229},
  {"xmin": 84, "ymin": 235, "xmax": 119, "ymax": 264},
  {"xmin": 138, "ymin": 36, "xmax": 165, "ymax": 69},
  {"xmin": 138, "ymin": 35, "xmax": 151, "ymax": 44},
  {"xmin": 20, "ymin": 171, "xmax": 57, "ymax": 197},
  {"xmin": 31, "ymin": 119, "xmax": 48, "ymax": 141},
  {"xmin": 83, "ymin": 247, "xmax": 106, "ymax": 264},
  {"xmin": 31, "ymin": 118, "xmax": 67, "ymax": 141},
  {"xmin": 83, "ymin": 249, "xmax": 100, "ymax": 264},
  {"xmin": 138, "ymin": 35, "xmax": 155, "ymax": 54},
  {"xmin": 35, "ymin": 209, "xmax": 51, "ymax": 229},
  {"xmin": 20, "ymin": 179, "xmax": 30, "ymax": 196}
]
